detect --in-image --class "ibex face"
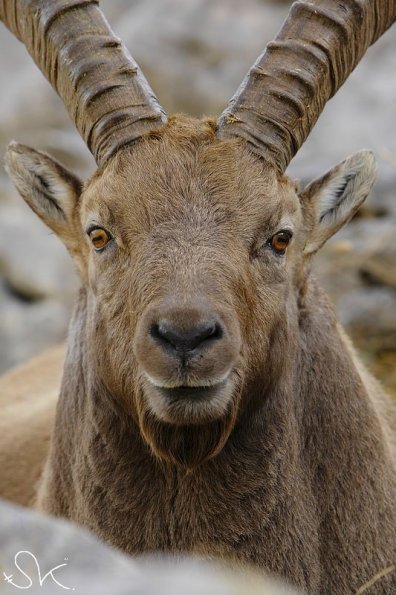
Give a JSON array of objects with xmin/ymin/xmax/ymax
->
[
  {"xmin": 2, "ymin": 0, "xmax": 391, "ymax": 466},
  {"xmin": 5, "ymin": 114, "xmax": 375, "ymax": 466}
]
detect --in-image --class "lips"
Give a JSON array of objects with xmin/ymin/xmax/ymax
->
[
  {"xmin": 157, "ymin": 381, "xmax": 227, "ymax": 402},
  {"xmin": 141, "ymin": 374, "xmax": 236, "ymax": 425}
]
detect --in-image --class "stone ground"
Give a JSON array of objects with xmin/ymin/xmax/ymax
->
[
  {"xmin": 0, "ymin": 0, "xmax": 395, "ymax": 395},
  {"xmin": 0, "ymin": 499, "xmax": 299, "ymax": 594}
]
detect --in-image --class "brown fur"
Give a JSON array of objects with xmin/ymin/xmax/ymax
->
[
  {"xmin": 0, "ymin": 345, "xmax": 64, "ymax": 506},
  {"xmin": 1, "ymin": 116, "xmax": 395, "ymax": 593}
]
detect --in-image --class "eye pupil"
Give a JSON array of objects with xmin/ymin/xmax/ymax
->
[
  {"xmin": 89, "ymin": 228, "xmax": 110, "ymax": 250},
  {"xmin": 270, "ymin": 231, "xmax": 292, "ymax": 254}
]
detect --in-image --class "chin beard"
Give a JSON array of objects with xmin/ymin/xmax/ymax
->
[{"xmin": 135, "ymin": 392, "xmax": 240, "ymax": 469}]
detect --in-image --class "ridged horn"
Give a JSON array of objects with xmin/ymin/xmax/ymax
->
[
  {"xmin": 217, "ymin": 0, "xmax": 396, "ymax": 173},
  {"xmin": 0, "ymin": 0, "xmax": 167, "ymax": 166}
]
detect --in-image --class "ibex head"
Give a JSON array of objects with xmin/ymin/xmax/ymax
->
[{"xmin": 2, "ymin": 0, "xmax": 392, "ymax": 467}]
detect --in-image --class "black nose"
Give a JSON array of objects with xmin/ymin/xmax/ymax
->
[{"xmin": 151, "ymin": 320, "xmax": 223, "ymax": 354}]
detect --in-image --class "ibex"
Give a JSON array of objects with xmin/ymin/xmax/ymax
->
[{"xmin": 0, "ymin": 0, "xmax": 395, "ymax": 592}]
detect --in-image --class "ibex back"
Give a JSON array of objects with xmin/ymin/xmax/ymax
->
[{"xmin": 0, "ymin": 1, "xmax": 395, "ymax": 593}]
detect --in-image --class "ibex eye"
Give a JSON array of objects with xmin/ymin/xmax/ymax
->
[
  {"xmin": 88, "ymin": 227, "xmax": 112, "ymax": 251},
  {"xmin": 269, "ymin": 230, "xmax": 292, "ymax": 255}
]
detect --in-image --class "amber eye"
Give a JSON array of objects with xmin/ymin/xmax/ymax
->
[
  {"xmin": 88, "ymin": 227, "xmax": 111, "ymax": 251},
  {"xmin": 269, "ymin": 230, "xmax": 292, "ymax": 254}
]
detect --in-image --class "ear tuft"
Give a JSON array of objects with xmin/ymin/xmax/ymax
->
[
  {"xmin": 316, "ymin": 151, "xmax": 376, "ymax": 227},
  {"xmin": 301, "ymin": 150, "xmax": 376, "ymax": 256},
  {"xmin": 4, "ymin": 142, "xmax": 82, "ymax": 238}
]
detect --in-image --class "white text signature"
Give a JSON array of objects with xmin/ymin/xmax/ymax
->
[{"xmin": 3, "ymin": 551, "xmax": 75, "ymax": 590}]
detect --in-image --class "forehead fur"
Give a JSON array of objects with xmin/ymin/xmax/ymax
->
[{"xmin": 81, "ymin": 115, "xmax": 299, "ymax": 241}]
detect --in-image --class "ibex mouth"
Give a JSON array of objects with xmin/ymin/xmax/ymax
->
[
  {"xmin": 157, "ymin": 381, "xmax": 227, "ymax": 402},
  {"xmin": 141, "ymin": 373, "xmax": 237, "ymax": 426}
]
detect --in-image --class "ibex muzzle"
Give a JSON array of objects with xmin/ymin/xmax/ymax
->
[{"xmin": 135, "ymin": 294, "xmax": 241, "ymax": 424}]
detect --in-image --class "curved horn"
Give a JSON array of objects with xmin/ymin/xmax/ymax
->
[
  {"xmin": 217, "ymin": 0, "xmax": 396, "ymax": 173},
  {"xmin": 0, "ymin": 0, "xmax": 167, "ymax": 166}
]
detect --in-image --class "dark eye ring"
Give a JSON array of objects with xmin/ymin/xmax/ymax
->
[
  {"xmin": 268, "ymin": 230, "xmax": 293, "ymax": 255},
  {"xmin": 87, "ymin": 227, "xmax": 112, "ymax": 251}
]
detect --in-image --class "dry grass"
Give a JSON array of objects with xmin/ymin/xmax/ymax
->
[{"xmin": 355, "ymin": 563, "xmax": 395, "ymax": 594}]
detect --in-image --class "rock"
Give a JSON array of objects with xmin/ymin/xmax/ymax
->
[
  {"xmin": 0, "ymin": 498, "xmax": 299, "ymax": 595},
  {"xmin": 337, "ymin": 287, "xmax": 396, "ymax": 353},
  {"xmin": 0, "ymin": 195, "xmax": 78, "ymax": 303},
  {"xmin": 0, "ymin": 279, "xmax": 71, "ymax": 374},
  {"xmin": 359, "ymin": 234, "xmax": 396, "ymax": 289},
  {"xmin": 313, "ymin": 218, "xmax": 396, "ymax": 303}
]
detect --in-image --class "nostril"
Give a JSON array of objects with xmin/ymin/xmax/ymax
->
[
  {"xmin": 211, "ymin": 323, "xmax": 223, "ymax": 341},
  {"xmin": 200, "ymin": 322, "xmax": 223, "ymax": 343},
  {"xmin": 149, "ymin": 320, "xmax": 223, "ymax": 353},
  {"xmin": 149, "ymin": 323, "xmax": 171, "ymax": 347},
  {"xmin": 150, "ymin": 322, "xmax": 180, "ymax": 349},
  {"xmin": 150, "ymin": 322, "xmax": 191, "ymax": 350}
]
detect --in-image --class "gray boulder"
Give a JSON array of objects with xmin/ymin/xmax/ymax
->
[{"xmin": 0, "ymin": 499, "xmax": 298, "ymax": 595}]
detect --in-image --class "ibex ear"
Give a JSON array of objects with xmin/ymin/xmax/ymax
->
[
  {"xmin": 4, "ymin": 142, "xmax": 82, "ymax": 246},
  {"xmin": 300, "ymin": 151, "xmax": 376, "ymax": 256}
]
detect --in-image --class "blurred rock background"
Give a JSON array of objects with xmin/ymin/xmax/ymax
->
[
  {"xmin": 0, "ymin": 0, "xmax": 395, "ymax": 396},
  {"xmin": 0, "ymin": 499, "xmax": 299, "ymax": 595}
]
